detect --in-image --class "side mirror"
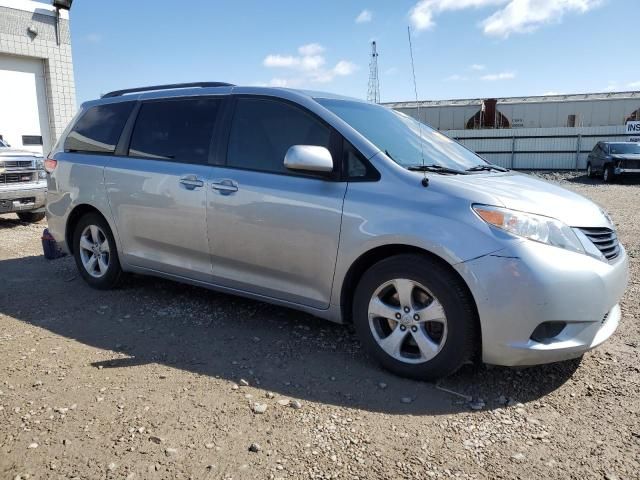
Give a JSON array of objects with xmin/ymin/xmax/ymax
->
[{"xmin": 284, "ymin": 145, "xmax": 333, "ymax": 173}]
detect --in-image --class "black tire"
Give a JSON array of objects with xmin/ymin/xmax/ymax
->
[
  {"xmin": 586, "ymin": 163, "xmax": 594, "ymax": 178},
  {"xmin": 17, "ymin": 211, "xmax": 45, "ymax": 223},
  {"xmin": 603, "ymin": 165, "xmax": 615, "ymax": 183},
  {"xmin": 352, "ymin": 254, "xmax": 478, "ymax": 381},
  {"xmin": 72, "ymin": 213, "xmax": 123, "ymax": 289}
]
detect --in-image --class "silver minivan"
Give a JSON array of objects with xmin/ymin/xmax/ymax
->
[{"xmin": 45, "ymin": 83, "xmax": 629, "ymax": 380}]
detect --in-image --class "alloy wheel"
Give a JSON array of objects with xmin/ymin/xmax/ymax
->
[
  {"xmin": 79, "ymin": 224, "xmax": 110, "ymax": 278},
  {"xmin": 367, "ymin": 278, "xmax": 448, "ymax": 364}
]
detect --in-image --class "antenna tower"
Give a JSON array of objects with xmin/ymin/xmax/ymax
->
[{"xmin": 367, "ymin": 41, "xmax": 380, "ymax": 103}]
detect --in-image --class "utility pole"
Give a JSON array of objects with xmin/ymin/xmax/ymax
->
[{"xmin": 367, "ymin": 41, "xmax": 380, "ymax": 104}]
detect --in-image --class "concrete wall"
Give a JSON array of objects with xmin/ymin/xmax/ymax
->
[
  {"xmin": 0, "ymin": 0, "xmax": 76, "ymax": 153},
  {"xmin": 445, "ymin": 126, "xmax": 630, "ymax": 170}
]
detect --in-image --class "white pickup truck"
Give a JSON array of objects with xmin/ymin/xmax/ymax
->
[{"xmin": 0, "ymin": 138, "xmax": 47, "ymax": 222}]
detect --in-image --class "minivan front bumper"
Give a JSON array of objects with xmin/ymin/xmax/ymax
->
[{"xmin": 455, "ymin": 239, "xmax": 629, "ymax": 366}]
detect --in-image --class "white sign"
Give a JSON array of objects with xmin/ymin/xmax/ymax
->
[
  {"xmin": 626, "ymin": 121, "xmax": 640, "ymax": 134},
  {"xmin": 630, "ymin": 137, "xmax": 640, "ymax": 143}
]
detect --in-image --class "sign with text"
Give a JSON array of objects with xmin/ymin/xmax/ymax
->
[{"xmin": 626, "ymin": 121, "xmax": 640, "ymax": 134}]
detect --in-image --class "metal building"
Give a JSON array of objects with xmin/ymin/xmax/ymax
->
[
  {"xmin": 385, "ymin": 91, "xmax": 640, "ymax": 131},
  {"xmin": 0, "ymin": 0, "xmax": 76, "ymax": 155}
]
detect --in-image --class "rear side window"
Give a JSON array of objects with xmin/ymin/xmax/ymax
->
[
  {"xmin": 65, "ymin": 102, "xmax": 134, "ymax": 154},
  {"xmin": 128, "ymin": 98, "xmax": 222, "ymax": 164},
  {"xmin": 227, "ymin": 97, "xmax": 331, "ymax": 174}
]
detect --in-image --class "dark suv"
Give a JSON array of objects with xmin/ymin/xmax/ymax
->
[{"xmin": 587, "ymin": 141, "xmax": 640, "ymax": 182}]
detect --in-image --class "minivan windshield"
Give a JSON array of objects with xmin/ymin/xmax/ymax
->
[
  {"xmin": 610, "ymin": 143, "xmax": 640, "ymax": 155},
  {"xmin": 316, "ymin": 98, "xmax": 486, "ymax": 170}
]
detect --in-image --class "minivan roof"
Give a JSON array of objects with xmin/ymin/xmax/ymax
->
[{"xmin": 83, "ymin": 83, "xmax": 364, "ymax": 110}]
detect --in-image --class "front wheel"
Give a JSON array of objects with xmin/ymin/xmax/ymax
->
[
  {"xmin": 352, "ymin": 254, "xmax": 478, "ymax": 381},
  {"xmin": 603, "ymin": 165, "xmax": 615, "ymax": 183},
  {"xmin": 73, "ymin": 213, "xmax": 123, "ymax": 289}
]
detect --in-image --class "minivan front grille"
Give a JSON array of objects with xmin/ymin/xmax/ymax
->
[{"xmin": 578, "ymin": 227, "xmax": 620, "ymax": 261}]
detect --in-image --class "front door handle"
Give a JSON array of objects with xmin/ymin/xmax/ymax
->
[
  {"xmin": 211, "ymin": 179, "xmax": 239, "ymax": 193},
  {"xmin": 180, "ymin": 175, "xmax": 204, "ymax": 190}
]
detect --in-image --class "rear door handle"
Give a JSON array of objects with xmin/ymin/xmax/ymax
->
[
  {"xmin": 180, "ymin": 175, "xmax": 204, "ymax": 190},
  {"xmin": 211, "ymin": 179, "xmax": 238, "ymax": 193}
]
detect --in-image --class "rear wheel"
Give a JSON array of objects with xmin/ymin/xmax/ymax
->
[
  {"xmin": 73, "ymin": 213, "xmax": 123, "ymax": 289},
  {"xmin": 352, "ymin": 254, "xmax": 478, "ymax": 381},
  {"xmin": 17, "ymin": 211, "xmax": 45, "ymax": 223}
]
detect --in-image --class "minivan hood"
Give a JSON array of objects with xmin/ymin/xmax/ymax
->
[{"xmin": 442, "ymin": 172, "xmax": 610, "ymax": 228}]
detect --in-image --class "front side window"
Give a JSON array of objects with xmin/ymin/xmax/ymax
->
[
  {"xmin": 227, "ymin": 97, "xmax": 331, "ymax": 174},
  {"xmin": 317, "ymin": 98, "xmax": 485, "ymax": 171},
  {"xmin": 65, "ymin": 102, "xmax": 135, "ymax": 154},
  {"xmin": 129, "ymin": 98, "xmax": 222, "ymax": 164}
]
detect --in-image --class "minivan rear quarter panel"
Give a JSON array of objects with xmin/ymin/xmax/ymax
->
[{"xmin": 46, "ymin": 152, "xmax": 119, "ymax": 254}]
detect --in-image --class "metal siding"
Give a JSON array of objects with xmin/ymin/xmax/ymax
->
[
  {"xmin": 446, "ymin": 125, "xmax": 627, "ymax": 170},
  {"xmin": 424, "ymin": 109, "xmax": 440, "ymax": 128},
  {"xmin": 513, "ymin": 153, "xmax": 574, "ymax": 170},
  {"xmin": 516, "ymin": 136, "xmax": 577, "ymax": 151},
  {"xmin": 452, "ymin": 106, "xmax": 467, "ymax": 131},
  {"xmin": 395, "ymin": 98, "xmax": 640, "ymax": 129},
  {"xmin": 459, "ymin": 138, "xmax": 512, "ymax": 152},
  {"xmin": 438, "ymin": 108, "xmax": 453, "ymax": 130},
  {"xmin": 477, "ymin": 153, "xmax": 511, "ymax": 167},
  {"xmin": 610, "ymin": 100, "xmax": 630, "ymax": 124}
]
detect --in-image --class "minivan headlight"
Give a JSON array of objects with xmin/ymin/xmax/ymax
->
[{"xmin": 473, "ymin": 205, "xmax": 585, "ymax": 254}]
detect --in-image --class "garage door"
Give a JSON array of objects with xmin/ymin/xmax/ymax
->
[{"xmin": 0, "ymin": 54, "xmax": 51, "ymax": 155}]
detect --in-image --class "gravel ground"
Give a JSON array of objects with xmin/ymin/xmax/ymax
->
[{"xmin": 1, "ymin": 172, "xmax": 639, "ymax": 480}]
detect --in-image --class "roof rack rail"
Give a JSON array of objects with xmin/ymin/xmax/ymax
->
[{"xmin": 101, "ymin": 82, "xmax": 235, "ymax": 98}]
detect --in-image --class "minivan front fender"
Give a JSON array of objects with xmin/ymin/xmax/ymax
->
[{"xmin": 330, "ymin": 180, "xmax": 510, "ymax": 317}]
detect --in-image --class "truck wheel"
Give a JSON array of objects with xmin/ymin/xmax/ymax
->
[
  {"xmin": 72, "ymin": 213, "xmax": 123, "ymax": 289},
  {"xmin": 352, "ymin": 254, "xmax": 478, "ymax": 381},
  {"xmin": 17, "ymin": 211, "xmax": 45, "ymax": 223}
]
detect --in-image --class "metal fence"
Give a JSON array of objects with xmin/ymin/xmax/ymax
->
[{"xmin": 444, "ymin": 125, "xmax": 630, "ymax": 170}]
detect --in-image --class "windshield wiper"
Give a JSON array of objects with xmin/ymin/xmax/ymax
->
[
  {"xmin": 407, "ymin": 164, "xmax": 469, "ymax": 175},
  {"xmin": 466, "ymin": 164, "xmax": 509, "ymax": 172}
]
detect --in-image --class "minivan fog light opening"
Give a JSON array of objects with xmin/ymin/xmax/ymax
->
[
  {"xmin": 530, "ymin": 321, "xmax": 567, "ymax": 344},
  {"xmin": 473, "ymin": 205, "xmax": 585, "ymax": 254}
]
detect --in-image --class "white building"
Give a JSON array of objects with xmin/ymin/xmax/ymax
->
[{"xmin": 0, "ymin": 0, "xmax": 75, "ymax": 154}]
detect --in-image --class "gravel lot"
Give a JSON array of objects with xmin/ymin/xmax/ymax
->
[{"xmin": 1, "ymin": 172, "xmax": 639, "ymax": 480}]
